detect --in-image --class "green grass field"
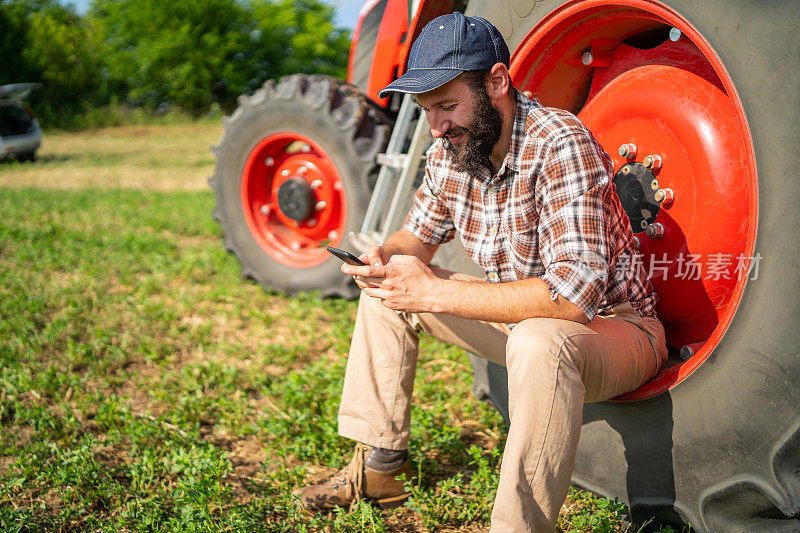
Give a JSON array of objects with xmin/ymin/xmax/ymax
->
[{"xmin": 0, "ymin": 124, "xmax": 679, "ymax": 531}]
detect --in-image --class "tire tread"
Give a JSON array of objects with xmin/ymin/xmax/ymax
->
[{"xmin": 210, "ymin": 74, "xmax": 391, "ymax": 299}]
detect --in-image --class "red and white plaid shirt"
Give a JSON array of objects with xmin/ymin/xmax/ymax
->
[{"xmin": 404, "ymin": 91, "xmax": 657, "ymax": 320}]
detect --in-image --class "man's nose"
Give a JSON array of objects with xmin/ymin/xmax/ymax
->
[{"xmin": 426, "ymin": 112, "xmax": 449, "ymax": 139}]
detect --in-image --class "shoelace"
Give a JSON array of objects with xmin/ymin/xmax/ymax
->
[{"xmin": 347, "ymin": 443, "xmax": 366, "ymax": 511}]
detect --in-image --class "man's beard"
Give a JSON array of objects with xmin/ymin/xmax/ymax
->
[{"xmin": 441, "ymin": 86, "xmax": 503, "ymax": 176}]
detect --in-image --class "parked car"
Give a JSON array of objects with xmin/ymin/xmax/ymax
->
[{"xmin": 0, "ymin": 83, "xmax": 41, "ymax": 162}]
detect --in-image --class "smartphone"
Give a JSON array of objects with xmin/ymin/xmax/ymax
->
[{"xmin": 326, "ymin": 246, "xmax": 367, "ymax": 266}]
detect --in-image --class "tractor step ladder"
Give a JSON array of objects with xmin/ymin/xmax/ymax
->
[{"xmin": 351, "ymin": 93, "xmax": 430, "ymax": 252}]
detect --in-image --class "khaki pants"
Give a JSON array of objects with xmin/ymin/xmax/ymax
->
[{"xmin": 338, "ymin": 280, "xmax": 667, "ymax": 532}]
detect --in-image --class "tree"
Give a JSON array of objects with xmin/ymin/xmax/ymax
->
[
  {"xmin": 89, "ymin": 0, "xmax": 351, "ymax": 115},
  {"xmin": 250, "ymin": 0, "xmax": 351, "ymax": 83},
  {"xmin": 0, "ymin": 0, "xmax": 102, "ymax": 126},
  {"xmin": 0, "ymin": 0, "xmax": 351, "ymax": 125},
  {"xmin": 0, "ymin": 1, "xmax": 31, "ymax": 83}
]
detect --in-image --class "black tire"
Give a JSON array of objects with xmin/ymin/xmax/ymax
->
[
  {"xmin": 463, "ymin": 1, "xmax": 800, "ymax": 530},
  {"xmin": 16, "ymin": 150, "xmax": 35, "ymax": 162},
  {"xmin": 210, "ymin": 74, "xmax": 391, "ymax": 299}
]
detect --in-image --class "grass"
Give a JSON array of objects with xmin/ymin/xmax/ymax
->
[
  {"xmin": 0, "ymin": 122, "xmax": 221, "ymax": 191},
  {"xmin": 0, "ymin": 124, "xmax": 687, "ymax": 531}
]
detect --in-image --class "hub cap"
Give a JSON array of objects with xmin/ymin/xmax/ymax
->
[
  {"xmin": 240, "ymin": 132, "xmax": 346, "ymax": 268},
  {"xmin": 614, "ymin": 162, "xmax": 661, "ymax": 232}
]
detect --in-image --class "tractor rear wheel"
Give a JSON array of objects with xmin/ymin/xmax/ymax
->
[
  {"xmin": 210, "ymin": 75, "xmax": 391, "ymax": 298},
  {"xmin": 466, "ymin": 0, "xmax": 800, "ymax": 530}
]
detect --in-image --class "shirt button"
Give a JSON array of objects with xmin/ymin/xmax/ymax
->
[
  {"xmin": 491, "ymin": 226, "xmax": 499, "ymax": 235},
  {"xmin": 488, "ymin": 271, "xmax": 498, "ymax": 281}
]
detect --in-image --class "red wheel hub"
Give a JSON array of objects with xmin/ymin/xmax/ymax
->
[
  {"xmin": 510, "ymin": 1, "xmax": 757, "ymax": 399},
  {"xmin": 240, "ymin": 132, "xmax": 347, "ymax": 268}
]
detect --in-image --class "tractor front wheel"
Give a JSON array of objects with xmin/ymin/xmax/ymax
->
[{"xmin": 210, "ymin": 75, "xmax": 391, "ymax": 298}]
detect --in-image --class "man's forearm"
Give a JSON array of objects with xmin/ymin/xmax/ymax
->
[
  {"xmin": 382, "ymin": 228, "xmax": 438, "ymax": 264},
  {"xmin": 429, "ymin": 276, "xmax": 589, "ymax": 324},
  {"xmin": 355, "ymin": 229, "xmax": 588, "ymax": 323}
]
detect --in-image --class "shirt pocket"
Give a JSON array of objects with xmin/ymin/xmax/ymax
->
[
  {"xmin": 502, "ymin": 224, "xmax": 541, "ymax": 278},
  {"xmin": 499, "ymin": 184, "xmax": 541, "ymax": 277},
  {"xmin": 501, "ymin": 195, "xmax": 538, "ymax": 247}
]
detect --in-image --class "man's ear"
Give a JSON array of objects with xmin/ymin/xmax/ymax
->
[{"xmin": 486, "ymin": 63, "xmax": 512, "ymax": 99}]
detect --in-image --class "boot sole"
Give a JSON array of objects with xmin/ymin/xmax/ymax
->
[{"xmin": 374, "ymin": 491, "xmax": 412, "ymax": 509}]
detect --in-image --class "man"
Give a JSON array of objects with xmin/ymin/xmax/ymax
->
[{"xmin": 294, "ymin": 12, "xmax": 667, "ymax": 532}]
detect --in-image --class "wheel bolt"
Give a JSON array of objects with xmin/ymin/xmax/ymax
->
[
  {"xmin": 298, "ymin": 166, "xmax": 307, "ymax": 175},
  {"xmin": 333, "ymin": 182, "xmax": 343, "ymax": 191},
  {"xmin": 281, "ymin": 169, "xmax": 290, "ymax": 177},
  {"xmin": 651, "ymin": 179, "xmax": 659, "ymax": 191},
  {"xmin": 311, "ymin": 179, "xmax": 323, "ymax": 189},
  {"xmin": 643, "ymin": 154, "xmax": 662, "ymax": 170},
  {"xmin": 633, "ymin": 236, "xmax": 641, "ymax": 249},
  {"xmin": 680, "ymin": 341, "xmax": 705, "ymax": 360},
  {"xmin": 645, "ymin": 222, "xmax": 664, "ymax": 239},
  {"xmin": 654, "ymin": 188, "xmax": 674, "ymax": 206},
  {"xmin": 581, "ymin": 49, "xmax": 611, "ymax": 67},
  {"xmin": 265, "ymin": 157, "xmax": 274, "ymax": 166},
  {"xmin": 307, "ymin": 218, "xmax": 317, "ymax": 227},
  {"xmin": 260, "ymin": 204, "xmax": 270, "ymax": 215},
  {"xmin": 315, "ymin": 201, "xmax": 327, "ymax": 211},
  {"xmin": 618, "ymin": 143, "xmax": 637, "ymax": 159},
  {"xmin": 669, "ymin": 27, "xmax": 682, "ymax": 42},
  {"xmin": 328, "ymin": 230, "xmax": 338, "ymax": 240},
  {"xmin": 301, "ymin": 144, "xmax": 311, "ymax": 153},
  {"xmin": 291, "ymin": 242, "xmax": 301, "ymax": 250}
]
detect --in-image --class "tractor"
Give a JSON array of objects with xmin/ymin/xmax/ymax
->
[{"xmin": 210, "ymin": 0, "xmax": 800, "ymax": 529}]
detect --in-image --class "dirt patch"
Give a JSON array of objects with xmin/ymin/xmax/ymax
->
[{"xmin": 210, "ymin": 432, "xmax": 268, "ymax": 501}]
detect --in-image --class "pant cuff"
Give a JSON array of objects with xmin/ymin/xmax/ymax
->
[{"xmin": 338, "ymin": 424, "xmax": 409, "ymax": 451}]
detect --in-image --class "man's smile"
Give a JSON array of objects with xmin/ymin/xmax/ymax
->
[
  {"xmin": 447, "ymin": 132, "xmax": 464, "ymax": 144},
  {"xmin": 444, "ymin": 127, "xmax": 468, "ymax": 146}
]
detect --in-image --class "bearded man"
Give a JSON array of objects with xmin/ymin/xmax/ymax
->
[{"xmin": 293, "ymin": 12, "xmax": 667, "ymax": 532}]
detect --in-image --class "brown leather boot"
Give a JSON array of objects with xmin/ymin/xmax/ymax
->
[{"xmin": 292, "ymin": 443, "xmax": 414, "ymax": 511}]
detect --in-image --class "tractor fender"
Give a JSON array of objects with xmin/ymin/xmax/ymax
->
[{"xmin": 348, "ymin": 0, "xmax": 468, "ymax": 107}]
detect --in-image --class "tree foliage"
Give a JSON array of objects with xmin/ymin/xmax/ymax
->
[
  {"xmin": 89, "ymin": 0, "xmax": 255, "ymax": 114},
  {"xmin": 0, "ymin": 0, "xmax": 351, "ymax": 126},
  {"xmin": 0, "ymin": 0, "xmax": 103, "ymax": 125},
  {"xmin": 252, "ymin": 0, "xmax": 352, "ymax": 80}
]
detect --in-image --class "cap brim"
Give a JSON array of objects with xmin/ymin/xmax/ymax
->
[{"xmin": 378, "ymin": 69, "xmax": 462, "ymax": 99}]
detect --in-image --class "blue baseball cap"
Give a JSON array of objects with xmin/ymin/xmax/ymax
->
[{"xmin": 378, "ymin": 13, "xmax": 510, "ymax": 99}]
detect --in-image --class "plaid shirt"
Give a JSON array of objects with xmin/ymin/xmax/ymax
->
[{"xmin": 404, "ymin": 91, "xmax": 657, "ymax": 320}]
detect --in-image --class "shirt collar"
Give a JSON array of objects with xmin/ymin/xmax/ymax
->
[{"xmin": 496, "ymin": 89, "xmax": 539, "ymax": 178}]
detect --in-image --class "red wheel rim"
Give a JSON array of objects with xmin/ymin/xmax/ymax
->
[
  {"xmin": 240, "ymin": 132, "xmax": 347, "ymax": 268},
  {"xmin": 510, "ymin": 0, "xmax": 757, "ymax": 400}
]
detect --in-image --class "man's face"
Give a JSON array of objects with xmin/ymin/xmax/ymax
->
[{"xmin": 416, "ymin": 74, "xmax": 503, "ymax": 175}]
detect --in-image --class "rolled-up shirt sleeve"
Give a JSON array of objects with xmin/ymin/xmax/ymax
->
[
  {"xmin": 536, "ymin": 133, "xmax": 613, "ymax": 320},
  {"xmin": 403, "ymin": 156, "xmax": 456, "ymax": 245}
]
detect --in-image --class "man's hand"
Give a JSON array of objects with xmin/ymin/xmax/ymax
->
[
  {"xmin": 358, "ymin": 245, "xmax": 390, "ymax": 268},
  {"xmin": 343, "ymin": 254, "xmax": 441, "ymax": 313}
]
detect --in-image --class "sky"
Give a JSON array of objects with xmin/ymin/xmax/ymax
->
[
  {"xmin": 327, "ymin": 0, "xmax": 364, "ymax": 29},
  {"xmin": 65, "ymin": 0, "xmax": 364, "ymax": 29}
]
